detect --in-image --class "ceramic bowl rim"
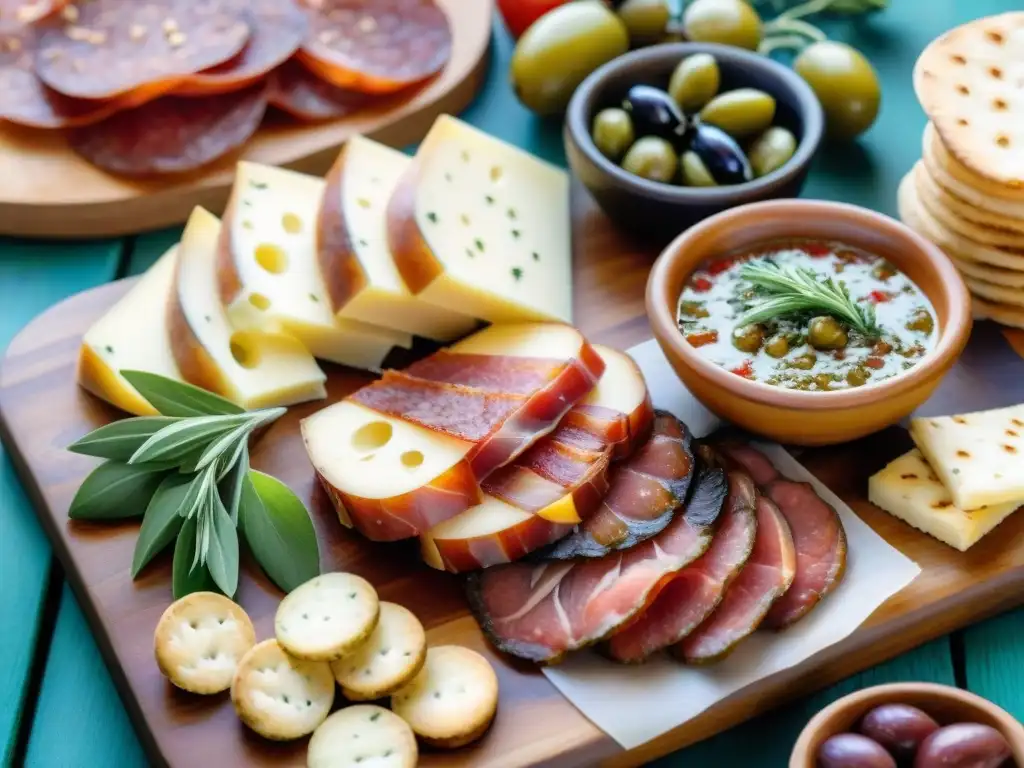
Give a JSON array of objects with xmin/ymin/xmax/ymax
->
[
  {"xmin": 645, "ymin": 198, "xmax": 972, "ymax": 411},
  {"xmin": 565, "ymin": 42, "xmax": 825, "ymax": 204}
]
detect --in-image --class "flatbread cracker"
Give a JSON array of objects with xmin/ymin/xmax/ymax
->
[
  {"xmin": 275, "ymin": 572, "xmax": 379, "ymax": 661},
  {"xmin": 922, "ymin": 124, "xmax": 1024, "ymax": 216},
  {"xmin": 970, "ymin": 295, "xmax": 1024, "ymax": 329},
  {"xmin": 915, "ymin": 162, "xmax": 1024, "ymax": 239},
  {"xmin": 910, "ymin": 405, "xmax": 1024, "ymax": 509},
  {"xmin": 914, "ymin": 12, "xmax": 1024, "ymax": 187},
  {"xmin": 231, "ymin": 639, "xmax": 335, "ymax": 740},
  {"xmin": 308, "ymin": 706, "xmax": 418, "ymax": 768},
  {"xmin": 330, "ymin": 602, "xmax": 427, "ymax": 701},
  {"xmin": 950, "ymin": 253, "xmax": 1024, "ymax": 289},
  {"xmin": 154, "ymin": 591, "xmax": 255, "ymax": 694},
  {"xmin": 963, "ymin": 275, "xmax": 1024, "ymax": 307},
  {"xmin": 868, "ymin": 449, "xmax": 1021, "ymax": 551},
  {"xmin": 391, "ymin": 645, "xmax": 498, "ymax": 749}
]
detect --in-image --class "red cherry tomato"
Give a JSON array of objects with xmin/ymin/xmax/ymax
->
[{"xmin": 497, "ymin": 0, "xmax": 572, "ymax": 38}]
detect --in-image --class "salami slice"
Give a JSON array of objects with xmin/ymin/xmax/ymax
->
[
  {"xmin": 35, "ymin": 0, "xmax": 250, "ymax": 100},
  {"xmin": 267, "ymin": 58, "xmax": 375, "ymax": 121},
  {"xmin": 177, "ymin": 0, "xmax": 307, "ymax": 96},
  {"xmin": 0, "ymin": 0, "xmax": 66, "ymax": 30},
  {"xmin": 67, "ymin": 85, "xmax": 267, "ymax": 177},
  {"xmin": 298, "ymin": 0, "xmax": 452, "ymax": 94}
]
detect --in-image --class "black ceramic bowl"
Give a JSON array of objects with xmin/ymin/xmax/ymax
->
[{"xmin": 565, "ymin": 42, "xmax": 824, "ymax": 242}]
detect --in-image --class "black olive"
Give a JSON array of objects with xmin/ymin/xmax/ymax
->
[
  {"xmin": 689, "ymin": 123, "xmax": 752, "ymax": 184},
  {"xmin": 622, "ymin": 84, "xmax": 689, "ymax": 146}
]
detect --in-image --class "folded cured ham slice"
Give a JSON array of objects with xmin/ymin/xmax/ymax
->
[
  {"xmin": 466, "ymin": 487, "xmax": 723, "ymax": 664},
  {"xmin": 350, "ymin": 324, "xmax": 605, "ymax": 479},
  {"xmin": 715, "ymin": 441, "xmax": 780, "ymax": 486},
  {"xmin": 604, "ymin": 471, "xmax": 757, "ymax": 663},
  {"xmin": 542, "ymin": 412, "xmax": 697, "ymax": 560},
  {"xmin": 676, "ymin": 494, "xmax": 796, "ymax": 663}
]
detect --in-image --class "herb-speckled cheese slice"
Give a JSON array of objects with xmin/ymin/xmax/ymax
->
[
  {"xmin": 868, "ymin": 449, "xmax": 1021, "ymax": 551},
  {"xmin": 170, "ymin": 207, "xmax": 326, "ymax": 409},
  {"xmin": 389, "ymin": 115, "xmax": 572, "ymax": 324},
  {"xmin": 320, "ymin": 135, "xmax": 478, "ymax": 341},
  {"xmin": 220, "ymin": 162, "xmax": 411, "ymax": 371},
  {"xmin": 78, "ymin": 247, "xmax": 183, "ymax": 415}
]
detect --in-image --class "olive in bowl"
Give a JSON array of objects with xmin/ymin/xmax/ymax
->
[{"xmin": 565, "ymin": 43, "xmax": 824, "ymax": 241}]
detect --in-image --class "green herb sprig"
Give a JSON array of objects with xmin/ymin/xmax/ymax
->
[
  {"xmin": 67, "ymin": 372, "xmax": 320, "ymax": 600},
  {"xmin": 737, "ymin": 261, "xmax": 882, "ymax": 337}
]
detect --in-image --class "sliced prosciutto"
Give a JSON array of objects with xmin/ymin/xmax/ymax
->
[
  {"xmin": 466, "ymin": 493, "xmax": 723, "ymax": 664},
  {"xmin": 676, "ymin": 494, "xmax": 797, "ymax": 663},
  {"xmin": 541, "ymin": 412, "xmax": 697, "ymax": 560},
  {"xmin": 351, "ymin": 323, "xmax": 605, "ymax": 479},
  {"xmin": 604, "ymin": 471, "xmax": 757, "ymax": 663},
  {"xmin": 714, "ymin": 439, "xmax": 780, "ymax": 486}
]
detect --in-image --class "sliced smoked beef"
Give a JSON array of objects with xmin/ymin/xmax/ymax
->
[
  {"xmin": 714, "ymin": 439, "xmax": 780, "ymax": 486},
  {"xmin": 604, "ymin": 471, "xmax": 757, "ymax": 663},
  {"xmin": 676, "ymin": 494, "xmax": 797, "ymax": 663},
  {"xmin": 465, "ymin": 488, "xmax": 723, "ymax": 664},
  {"xmin": 540, "ymin": 412, "xmax": 697, "ymax": 560}
]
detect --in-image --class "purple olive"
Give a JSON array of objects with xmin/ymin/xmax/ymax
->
[
  {"xmin": 690, "ymin": 123, "xmax": 752, "ymax": 185},
  {"xmin": 913, "ymin": 723, "xmax": 1011, "ymax": 768},
  {"xmin": 818, "ymin": 733, "xmax": 898, "ymax": 768},
  {"xmin": 621, "ymin": 84, "xmax": 689, "ymax": 145},
  {"xmin": 859, "ymin": 704, "xmax": 940, "ymax": 762}
]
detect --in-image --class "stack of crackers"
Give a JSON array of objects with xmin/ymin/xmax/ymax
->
[{"xmin": 898, "ymin": 12, "xmax": 1024, "ymax": 328}]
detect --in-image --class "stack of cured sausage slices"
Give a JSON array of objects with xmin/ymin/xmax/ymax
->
[{"xmin": 0, "ymin": 0, "xmax": 452, "ymax": 176}]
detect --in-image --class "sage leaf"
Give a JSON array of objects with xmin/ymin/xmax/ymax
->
[
  {"xmin": 179, "ymin": 464, "xmax": 216, "ymax": 521},
  {"xmin": 68, "ymin": 461, "xmax": 170, "ymax": 520},
  {"xmin": 194, "ymin": 419, "xmax": 254, "ymax": 472},
  {"xmin": 120, "ymin": 370, "xmax": 243, "ymax": 418},
  {"xmin": 67, "ymin": 416, "xmax": 181, "ymax": 461},
  {"xmin": 206, "ymin": 493, "xmax": 239, "ymax": 597},
  {"xmin": 173, "ymin": 516, "xmax": 217, "ymax": 599},
  {"xmin": 129, "ymin": 414, "xmax": 249, "ymax": 465},
  {"xmin": 131, "ymin": 475, "xmax": 189, "ymax": 578},
  {"xmin": 218, "ymin": 444, "xmax": 248, "ymax": 525},
  {"xmin": 241, "ymin": 471, "xmax": 320, "ymax": 593}
]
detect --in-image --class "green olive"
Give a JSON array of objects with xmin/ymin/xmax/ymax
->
[
  {"xmin": 616, "ymin": 0, "xmax": 671, "ymax": 46},
  {"xmin": 621, "ymin": 136, "xmax": 678, "ymax": 182},
  {"xmin": 794, "ymin": 41, "xmax": 881, "ymax": 140},
  {"xmin": 732, "ymin": 323, "xmax": 764, "ymax": 353},
  {"xmin": 511, "ymin": 2, "xmax": 629, "ymax": 116},
  {"xmin": 764, "ymin": 335, "xmax": 790, "ymax": 358},
  {"xmin": 668, "ymin": 53, "xmax": 720, "ymax": 111},
  {"xmin": 592, "ymin": 108, "xmax": 635, "ymax": 160},
  {"xmin": 699, "ymin": 88, "xmax": 776, "ymax": 137},
  {"xmin": 906, "ymin": 308, "xmax": 935, "ymax": 334},
  {"xmin": 846, "ymin": 367, "xmax": 869, "ymax": 387},
  {"xmin": 748, "ymin": 126, "xmax": 797, "ymax": 177},
  {"xmin": 682, "ymin": 0, "xmax": 763, "ymax": 51},
  {"xmin": 789, "ymin": 352, "xmax": 816, "ymax": 370},
  {"xmin": 680, "ymin": 151, "xmax": 717, "ymax": 187},
  {"xmin": 807, "ymin": 316, "xmax": 849, "ymax": 350},
  {"xmin": 813, "ymin": 374, "xmax": 833, "ymax": 391}
]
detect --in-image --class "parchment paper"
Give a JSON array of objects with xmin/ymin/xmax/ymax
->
[{"xmin": 541, "ymin": 338, "xmax": 921, "ymax": 750}]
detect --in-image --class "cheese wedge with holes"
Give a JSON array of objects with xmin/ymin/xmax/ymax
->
[
  {"xmin": 317, "ymin": 136, "xmax": 478, "ymax": 341},
  {"xmin": 868, "ymin": 449, "xmax": 1021, "ymax": 551},
  {"xmin": 387, "ymin": 115, "xmax": 572, "ymax": 323},
  {"xmin": 910, "ymin": 405, "xmax": 1024, "ymax": 509},
  {"xmin": 77, "ymin": 247, "xmax": 183, "ymax": 415},
  {"xmin": 170, "ymin": 207, "xmax": 327, "ymax": 409},
  {"xmin": 218, "ymin": 162, "xmax": 410, "ymax": 371}
]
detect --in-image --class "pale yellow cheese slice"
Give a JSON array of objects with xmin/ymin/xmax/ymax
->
[
  {"xmin": 220, "ymin": 162, "xmax": 410, "ymax": 371},
  {"xmin": 910, "ymin": 405, "xmax": 1024, "ymax": 508},
  {"xmin": 78, "ymin": 247, "xmax": 183, "ymax": 415},
  {"xmin": 868, "ymin": 449, "xmax": 1021, "ymax": 551},
  {"xmin": 171, "ymin": 207, "xmax": 326, "ymax": 409}
]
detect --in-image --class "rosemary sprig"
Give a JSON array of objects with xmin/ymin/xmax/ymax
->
[{"xmin": 737, "ymin": 261, "xmax": 882, "ymax": 337}]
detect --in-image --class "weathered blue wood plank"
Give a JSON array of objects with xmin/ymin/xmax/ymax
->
[
  {"xmin": 129, "ymin": 228, "xmax": 181, "ymax": 275},
  {"xmin": 0, "ymin": 239, "xmax": 121, "ymax": 764},
  {"xmin": 962, "ymin": 608, "xmax": 1024, "ymax": 722}
]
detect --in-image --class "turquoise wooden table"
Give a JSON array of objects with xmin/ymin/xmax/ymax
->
[{"xmin": 2, "ymin": 3, "xmax": 1023, "ymax": 766}]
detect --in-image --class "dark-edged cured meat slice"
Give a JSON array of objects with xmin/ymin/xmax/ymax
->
[
  {"xmin": 466, "ymin": 494, "xmax": 722, "ymax": 664},
  {"xmin": 541, "ymin": 412, "xmax": 698, "ymax": 560},
  {"xmin": 761, "ymin": 473, "xmax": 847, "ymax": 629},
  {"xmin": 177, "ymin": 0, "xmax": 308, "ymax": 96},
  {"xmin": 604, "ymin": 471, "xmax": 757, "ymax": 663},
  {"xmin": 298, "ymin": 0, "xmax": 452, "ymax": 94},
  {"xmin": 68, "ymin": 85, "xmax": 267, "ymax": 177},
  {"xmin": 404, "ymin": 352, "xmax": 567, "ymax": 396},
  {"xmin": 0, "ymin": 0, "xmax": 66, "ymax": 31},
  {"xmin": 267, "ymin": 57, "xmax": 375, "ymax": 121},
  {"xmin": 35, "ymin": 0, "xmax": 250, "ymax": 100},
  {"xmin": 676, "ymin": 494, "xmax": 796, "ymax": 663},
  {"xmin": 715, "ymin": 440, "xmax": 780, "ymax": 486}
]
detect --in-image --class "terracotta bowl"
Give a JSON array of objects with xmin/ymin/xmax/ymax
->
[
  {"xmin": 789, "ymin": 683, "xmax": 1024, "ymax": 767},
  {"xmin": 645, "ymin": 199, "xmax": 972, "ymax": 445}
]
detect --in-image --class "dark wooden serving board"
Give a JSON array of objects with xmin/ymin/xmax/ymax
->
[{"xmin": 3, "ymin": 186, "xmax": 1024, "ymax": 768}]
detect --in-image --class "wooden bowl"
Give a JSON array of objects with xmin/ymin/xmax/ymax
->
[
  {"xmin": 564, "ymin": 42, "xmax": 824, "ymax": 242},
  {"xmin": 645, "ymin": 199, "xmax": 972, "ymax": 445},
  {"xmin": 789, "ymin": 682, "xmax": 1024, "ymax": 767}
]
